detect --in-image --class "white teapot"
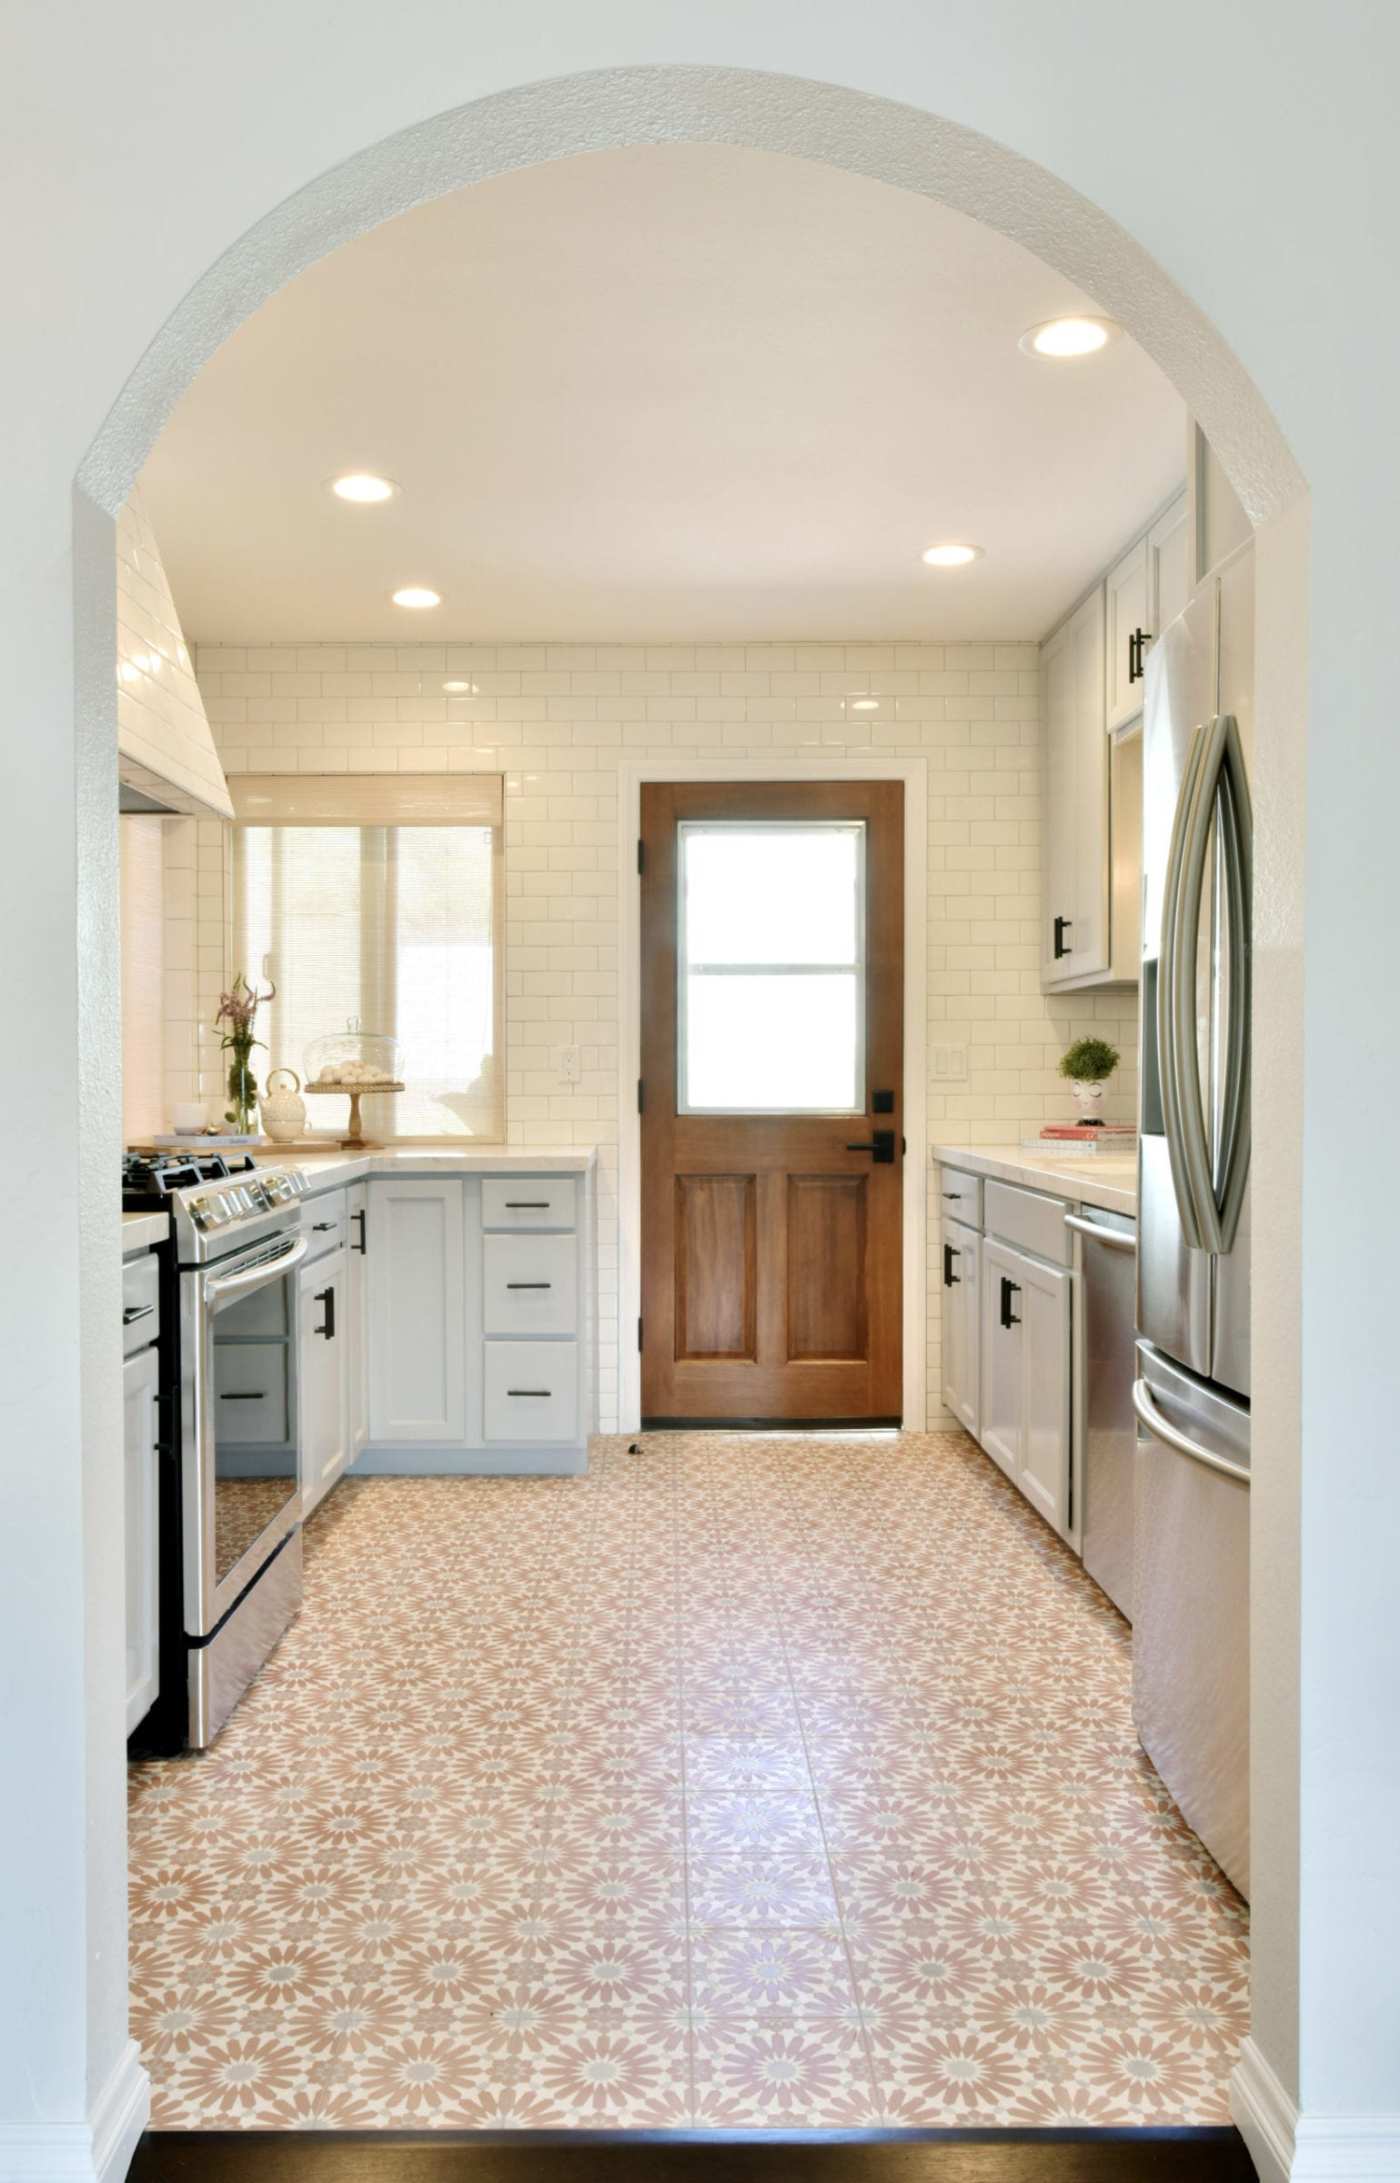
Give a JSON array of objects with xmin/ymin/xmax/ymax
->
[{"xmin": 259, "ymin": 1068, "xmax": 307, "ymax": 1144}]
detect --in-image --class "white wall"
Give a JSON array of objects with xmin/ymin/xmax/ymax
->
[
  {"xmin": 189, "ymin": 635, "xmax": 1137, "ymax": 1430},
  {"xmin": 5, "ymin": 15, "xmax": 1398, "ymax": 2179}
]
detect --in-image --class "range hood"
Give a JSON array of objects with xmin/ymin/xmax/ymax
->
[
  {"xmin": 119, "ymin": 779, "xmax": 182, "ymax": 817},
  {"xmin": 115, "ymin": 488, "xmax": 233, "ymax": 823}
]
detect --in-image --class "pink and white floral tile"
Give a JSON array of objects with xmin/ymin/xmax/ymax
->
[{"xmin": 128, "ymin": 1430, "xmax": 1249, "ymax": 2129}]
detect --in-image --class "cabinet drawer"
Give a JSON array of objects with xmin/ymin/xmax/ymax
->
[
  {"xmin": 121, "ymin": 1253, "xmax": 160, "ymax": 1355},
  {"xmin": 303, "ymin": 1189, "xmax": 347, "ymax": 1260},
  {"xmin": 483, "ymin": 1342, "xmax": 578, "ymax": 1442},
  {"xmin": 482, "ymin": 1177, "xmax": 577, "ymax": 1231},
  {"xmin": 484, "ymin": 1234, "xmax": 579, "ymax": 1336},
  {"xmin": 984, "ymin": 1179, "xmax": 1072, "ymax": 1266},
  {"xmin": 214, "ymin": 1341, "xmax": 290, "ymax": 1443},
  {"xmin": 937, "ymin": 1165, "xmax": 983, "ymax": 1231}
]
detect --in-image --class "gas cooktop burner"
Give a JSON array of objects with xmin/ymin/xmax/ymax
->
[{"xmin": 122, "ymin": 1149, "xmax": 252, "ymax": 1207}]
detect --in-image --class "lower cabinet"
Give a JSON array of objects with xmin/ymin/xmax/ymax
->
[
  {"xmin": 940, "ymin": 1217, "xmax": 981, "ymax": 1438},
  {"xmin": 367, "ymin": 1178, "xmax": 467, "ymax": 1443},
  {"xmin": 980, "ymin": 1236, "xmax": 1072, "ymax": 1537},
  {"xmin": 346, "ymin": 1182, "xmax": 370, "ymax": 1459},
  {"xmin": 122, "ymin": 1344, "xmax": 160, "ymax": 1736},
  {"xmin": 299, "ymin": 1250, "xmax": 348, "ymax": 1513}
]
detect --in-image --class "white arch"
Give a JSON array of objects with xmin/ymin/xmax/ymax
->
[{"xmin": 77, "ymin": 63, "xmax": 1302, "ymax": 522}]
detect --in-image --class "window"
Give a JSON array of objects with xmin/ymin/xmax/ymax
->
[
  {"xmin": 677, "ymin": 820, "xmax": 866, "ymax": 1113},
  {"xmin": 231, "ymin": 775, "xmax": 503, "ymax": 1140}
]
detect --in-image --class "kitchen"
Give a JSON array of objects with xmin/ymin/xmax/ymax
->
[{"xmin": 115, "ymin": 144, "xmax": 1252, "ymax": 2137}]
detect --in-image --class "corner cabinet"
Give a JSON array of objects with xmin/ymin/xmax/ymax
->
[
  {"xmin": 298, "ymin": 1250, "xmax": 348, "ymax": 1514},
  {"xmin": 940, "ymin": 1217, "xmax": 981, "ymax": 1439}
]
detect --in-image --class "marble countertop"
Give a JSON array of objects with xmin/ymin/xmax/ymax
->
[
  {"xmin": 122, "ymin": 1209, "xmax": 170, "ymax": 1251},
  {"xmin": 248, "ymin": 1145, "xmax": 597, "ymax": 1190},
  {"xmin": 931, "ymin": 1142, "xmax": 1137, "ymax": 1218}
]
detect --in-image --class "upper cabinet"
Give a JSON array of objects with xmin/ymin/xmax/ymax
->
[{"xmin": 1041, "ymin": 485, "xmax": 1185, "ymax": 993}]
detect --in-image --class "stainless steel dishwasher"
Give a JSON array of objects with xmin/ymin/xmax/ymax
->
[{"xmin": 1066, "ymin": 1203, "xmax": 1138, "ymax": 1620}]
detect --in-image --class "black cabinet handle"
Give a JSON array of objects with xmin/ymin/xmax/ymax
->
[
  {"xmin": 1128, "ymin": 627, "xmax": 1154, "ymax": 683},
  {"xmin": 220, "ymin": 1390, "xmax": 265, "ymax": 1401},
  {"xmin": 942, "ymin": 1243, "xmax": 961, "ymax": 1289},
  {"xmin": 311, "ymin": 1221, "xmax": 335, "ymax": 1232},
  {"xmin": 1053, "ymin": 915, "xmax": 1073, "ymax": 960},
  {"xmin": 122, "ymin": 1303, "xmax": 155, "ymax": 1324},
  {"xmin": 507, "ymin": 1388, "xmax": 551, "ymax": 1398},
  {"xmin": 844, "ymin": 1130, "xmax": 896, "ymax": 1163},
  {"xmin": 314, "ymin": 1286, "xmax": 335, "ymax": 1340},
  {"xmin": 941, "ymin": 1190, "xmax": 962, "ymax": 1202},
  {"xmin": 352, "ymin": 1208, "xmax": 367, "ymax": 1254},
  {"xmin": 505, "ymin": 1201, "xmax": 550, "ymax": 1209},
  {"xmin": 999, "ymin": 1276, "xmax": 1022, "ymax": 1330},
  {"xmin": 506, "ymin": 1281, "xmax": 552, "ymax": 1290}
]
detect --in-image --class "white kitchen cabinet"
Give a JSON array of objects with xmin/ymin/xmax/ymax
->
[
  {"xmin": 1105, "ymin": 537, "xmax": 1149, "ymax": 731},
  {"xmin": 367, "ymin": 1178, "xmax": 466, "ymax": 1444},
  {"xmin": 122, "ymin": 1344, "xmax": 161, "ymax": 1735},
  {"xmin": 980, "ymin": 1234, "xmax": 1071, "ymax": 1538},
  {"xmin": 298, "ymin": 1250, "xmax": 348, "ymax": 1513},
  {"xmin": 940, "ymin": 1216, "xmax": 981, "ymax": 1439},
  {"xmin": 1148, "ymin": 492, "xmax": 1190, "ymax": 642},
  {"xmin": 1041, "ymin": 584, "xmax": 1108, "ymax": 983},
  {"xmin": 346, "ymin": 1182, "xmax": 369, "ymax": 1458}
]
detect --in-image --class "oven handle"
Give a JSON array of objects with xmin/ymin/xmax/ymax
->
[{"xmin": 204, "ymin": 1232, "xmax": 309, "ymax": 1302}]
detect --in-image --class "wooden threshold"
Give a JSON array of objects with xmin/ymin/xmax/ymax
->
[{"xmin": 129, "ymin": 2124, "xmax": 1254, "ymax": 2182}]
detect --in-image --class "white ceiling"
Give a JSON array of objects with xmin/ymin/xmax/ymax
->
[{"xmin": 141, "ymin": 144, "xmax": 1186, "ymax": 644}]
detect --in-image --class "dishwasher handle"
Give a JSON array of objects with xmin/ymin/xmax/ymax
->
[{"xmin": 1064, "ymin": 1211, "xmax": 1136, "ymax": 1253}]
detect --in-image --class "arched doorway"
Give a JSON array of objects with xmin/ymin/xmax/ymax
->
[{"xmin": 72, "ymin": 63, "xmax": 1308, "ymax": 2180}]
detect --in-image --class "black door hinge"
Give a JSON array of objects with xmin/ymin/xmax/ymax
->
[
  {"xmin": 638, "ymin": 1316, "xmax": 644, "ymax": 1351},
  {"xmin": 637, "ymin": 838, "xmax": 645, "ymax": 875},
  {"xmin": 637, "ymin": 1078, "xmax": 644, "ymax": 1113}
]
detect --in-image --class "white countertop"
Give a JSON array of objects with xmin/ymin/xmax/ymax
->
[
  {"xmin": 932, "ymin": 1142, "xmax": 1137, "ymax": 1218},
  {"xmin": 249, "ymin": 1144, "xmax": 597, "ymax": 1190},
  {"xmin": 122, "ymin": 1209, "xmax": 170, "ymax": 1252}
]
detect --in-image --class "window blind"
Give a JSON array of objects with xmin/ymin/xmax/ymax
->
[{"xmin": 231, "ymin": 776, "xmax": 503, "ymax": 1142}]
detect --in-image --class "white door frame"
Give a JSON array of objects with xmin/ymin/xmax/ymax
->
[{"xmin": 617, "ymin": 756, "xmax": 928, "ymax": 1434}]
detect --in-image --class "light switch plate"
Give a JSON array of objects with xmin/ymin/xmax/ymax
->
[{"xmin": 931, "ymin": 1043, "xmax": 968, "ymax": 1082}]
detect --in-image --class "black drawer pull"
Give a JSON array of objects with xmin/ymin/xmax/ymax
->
[
  {"xmin": 507, "ymin": 1388, "xmax": 551, "ymax": 1398},
  {"xmin": 220, "ymin": 1390, "xmax": 265, "ymax": 1401},
  {"xmin": 999, "ymin": 1276, "xmax": 1022, "ymax": 1330},
  {"xmin": 311, "ymin": 1220, "xmax": 335, "ymax": 1232},
  {"xmin": 506, "ymin": 1281, "xmax": 552, "ymax": 1290},
  {"xmin": 505, "ymin": 1201, "xmax": 551, "ymax": 1209},
  {"xmin": 122, "ymin": 1303, "xmax": 155, "ymax": 1324}
]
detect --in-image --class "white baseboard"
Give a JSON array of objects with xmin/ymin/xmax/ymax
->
[
  {"xmin": 1233, "ymin": 2037, "xmax": 1400, "ymax": 2182},
  {"xmin": 0, "ymin": 2040, "xmax": 149, "ymax": 2183}
]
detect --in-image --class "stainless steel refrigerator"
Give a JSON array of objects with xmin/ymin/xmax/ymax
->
[{"xmin": 1133, "ymin": 538, "xmax": 1253, "ymax": 1898}]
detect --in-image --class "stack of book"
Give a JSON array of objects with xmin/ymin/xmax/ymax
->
[{"xmin": 1039, "ymin": 1121, "xmax": 1138, "ymax": 1144}]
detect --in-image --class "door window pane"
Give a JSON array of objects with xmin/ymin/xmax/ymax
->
[{"xmin": 678, "ymin": 821, "xmax": 866, "ymax": 1114}]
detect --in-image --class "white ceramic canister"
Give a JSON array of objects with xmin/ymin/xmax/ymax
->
[{"xmin": 260, "ymin": 1067, "xmax": 307, "ymax": 1144}]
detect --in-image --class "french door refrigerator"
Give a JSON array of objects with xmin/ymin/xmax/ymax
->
[{"xmin": 1134, "ymin": 538, "xmax": 1253, "ymax": 1898}]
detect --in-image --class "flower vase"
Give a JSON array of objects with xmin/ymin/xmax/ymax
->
[{"xmin": 226, "ymin": 1035, "xmax": 258, "ymax": 1136}]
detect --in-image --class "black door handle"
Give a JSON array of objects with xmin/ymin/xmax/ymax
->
[
  {"xmin": 1053, "ymin": 915, "xmax": 1073, "ymax": 960},
  {"xmin": 314, "ymin": 1286, "xmax": 335, "ymax": 1339},
  {"xmin": 1128, "ymin": 627, "xmax": 1154, "ymax": 683},
  {"xmin": 352, "ymin": 1208, "xmax": 367, "ymax": 1254},
  {"xmin": 943, "ymin": 1243, "xmax": 960, "ymax": 1289},
  {"xmin": 845, "ymin": 1129, "xmax": 896, "ymax": 1164},
  {"xmin": 1000, "ymin": 1276, "xmax": 1022, "ymax": 1330}
]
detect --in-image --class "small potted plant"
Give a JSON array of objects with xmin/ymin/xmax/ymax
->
[{"xmin": 1058, "ymin": 1035, "xmax": 1120, "ymax": 1125}]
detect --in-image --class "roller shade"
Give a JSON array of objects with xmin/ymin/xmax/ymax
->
[{"xmin": 231, "ymin": 772, "xmax": 504, "ymax": 828}]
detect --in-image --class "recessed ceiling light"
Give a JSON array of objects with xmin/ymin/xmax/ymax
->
[
  {"xmin": 849, "ymin": 697, "xmax": 879, "ymax": 711},
  {"xmin": 443, "ymin": 679, "xmax": 476, "ymax": 694},
  {"xmin": 1020, "ymin": 316, "xmax": 1119, "ymax": 360},
  {"xmin": 921, "ymin": 543, "xmax": 983, "ymax": 568},
  {"xmin": 330, "ymin": 472, "xmax": 396, "ymax": 503},
  {"xmin": 392, "ymin": 586, "xmax": 441, "ymax": 609}
]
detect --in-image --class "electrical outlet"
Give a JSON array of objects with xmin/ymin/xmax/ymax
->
[
  {"xmin": 931, "ymin": 1043, "xmax": 968, "ymax": 1082},
  {"xmin": 558, "ymin": 1045, "xmax": 581, "ymax": 1085}
]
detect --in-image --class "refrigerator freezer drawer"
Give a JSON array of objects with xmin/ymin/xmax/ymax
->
[{"xmin": 1132, "ymin": 1345, "xmax": 1250, "ymax": 1897}]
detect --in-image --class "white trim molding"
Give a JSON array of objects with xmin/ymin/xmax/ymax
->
[
  {"xmin": 0, "ymin": 2041, "xmax": 148, "ymax": 2183},
  {"xmin": 1233, "ymin": 2037, "xmax": 1400, "ymax": 2183},
  {"xmin": 616, "ymin": 756, "xmax": 928, "ymax": 1436}
]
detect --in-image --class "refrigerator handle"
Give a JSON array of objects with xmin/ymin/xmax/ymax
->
[
  {"xmin": 1157, "ymin": 720, "xmax": 1212, "ymax": 1250},
  {"xmin": 1132, "ymin": 1378, "xmax": 1250, "ymax": 1485},
  {"xmin": 1214, "ymin": 715, "xmax": 1253, "ymax": 1255}
]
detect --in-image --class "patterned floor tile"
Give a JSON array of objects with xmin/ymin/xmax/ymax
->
[{"xmin": 130, "ymin": 1431, "xmax": 1249, "ymax": 2128}]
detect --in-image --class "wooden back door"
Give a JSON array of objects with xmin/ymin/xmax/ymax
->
[{"xmin": 640, "ymin": 780, "xmax": 903, "ymax": 1424}]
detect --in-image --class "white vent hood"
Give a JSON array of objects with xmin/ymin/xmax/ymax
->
[{"xmin": 116, "ymin": 488, "xmax": 233, "ymax": 821}]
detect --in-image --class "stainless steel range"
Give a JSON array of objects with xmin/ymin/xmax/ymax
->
[{"xmin": 124, "ymin": 1152, "xmax": 311, "ymax": 1747}]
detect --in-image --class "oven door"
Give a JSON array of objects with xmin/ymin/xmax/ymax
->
[{"xmin": 181, "ymin": 1229, "xmax": 309, "ymax": 1637}]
